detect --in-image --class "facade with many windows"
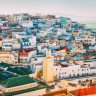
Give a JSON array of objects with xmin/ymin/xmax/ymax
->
[
  {"xmin": 0, "ymin": 50, "xmax": 18, "ymax": 63},
  {"xmin": 54, "ymin": 64, "xmax": 96, "ymax": 80}
]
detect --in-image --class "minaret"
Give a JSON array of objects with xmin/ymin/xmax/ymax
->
[{"xmin": 42, "ymin": 47, "xmax": 54, "ymax": 83}]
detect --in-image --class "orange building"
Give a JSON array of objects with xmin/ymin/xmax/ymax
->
[
  {"xmin": 76, "ymin": 87, "xmax": 96, "ymax": 96},
  {"xmin": 41, "ymin": 89, "xmax": 68, "ymax": 96}
]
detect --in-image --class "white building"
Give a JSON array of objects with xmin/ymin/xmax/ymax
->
[
  {"xmin": 19, "ymin": 20, "xmax": 33, "ymax": 28},
  {"xmin": 54, "ymin": 63, "xmax": 96, "ymax": 80},
  {"xmin": 2, "ymin": 38, "xmax": 21, "ymax": 50},
  {"xmin": 19, "ymin": 50, "xmax": 36, "ymax": 63},
  {"xmin": 42, "ymin": 49, "xmax": 96, "ymax": 84},
  {"xmin": 12, "ymin": 13, "xmax": 30, "ymax": 22},
  {"xmin": 21, "ymin": 36, "xmax": 36, "ymax": 49},
  {"xmin": 75, "ymin": 35, "xmax": 95, "ymax": 45},
  {"xmin": 89, "ymin": 45, "xmax": 96, "ymax": 51}
]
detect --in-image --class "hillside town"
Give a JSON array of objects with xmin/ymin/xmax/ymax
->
[{"xmin": 0, "ymin": 13, "xmax": 96, "ymax": 96}]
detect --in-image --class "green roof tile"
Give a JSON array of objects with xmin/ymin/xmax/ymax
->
[
  {"xmin": 1, "ymin": 75, "xmax": 38, "ymax": 88},
  {"xmin": 8, "ymin": 67, "xmax": 31, "ymax": 75},
  {"xmin": 0, "ymin": 62, "xmax": 12, "ymax": 68}
]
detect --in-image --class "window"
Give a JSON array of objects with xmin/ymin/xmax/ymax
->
[
  {"xmin": 18, "ymin": 87, "xmax": 21, "ymax": 90},
  {"xmin": 8, "ymin": 89, "xmax": 10, "ymax": 92},
  {"xmin": 24, "ymin": 86, "xmax": 27, "ymax": 89},
  {"xmin": 73, "ymin": 74, "xmax": 75, "ymax": 77}
]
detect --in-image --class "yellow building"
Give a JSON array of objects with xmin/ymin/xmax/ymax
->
[
  {"xmin": 0, "ymin": 50, "xmax": 18, "ymax": 63},
  {"xmin": 42, "ymin": 48, "xmax": 54, "ymax": 83}
]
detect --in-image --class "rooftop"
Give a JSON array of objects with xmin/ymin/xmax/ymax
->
[
  {"xmin": 1, "ymin": 75, "xmax": 38, "ymax": 88},
  {"xmin": 0, "ymin": 62, "xmax": 12, "ymax": 68},
  {"xmin": 7, "ymin": 67, "xmax": 32, "ymax": 75},
  {"xmin": 0, "ymin": 71, "xmax": 17, "ymax": 82}
]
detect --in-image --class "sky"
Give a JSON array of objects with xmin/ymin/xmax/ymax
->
[{"xmin": 0, "ymin": 0, "xmax": 96, "ymax": 23}]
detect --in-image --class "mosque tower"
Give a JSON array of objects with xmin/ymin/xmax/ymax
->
[{"xmin": 42, "ymin": 47, "xmax": 55, "ymax": 83}]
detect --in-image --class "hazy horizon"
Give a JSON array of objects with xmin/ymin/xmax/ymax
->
[{"xmin": 0, "ymin": 0, "xmax": 96, "ymax": 23}]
